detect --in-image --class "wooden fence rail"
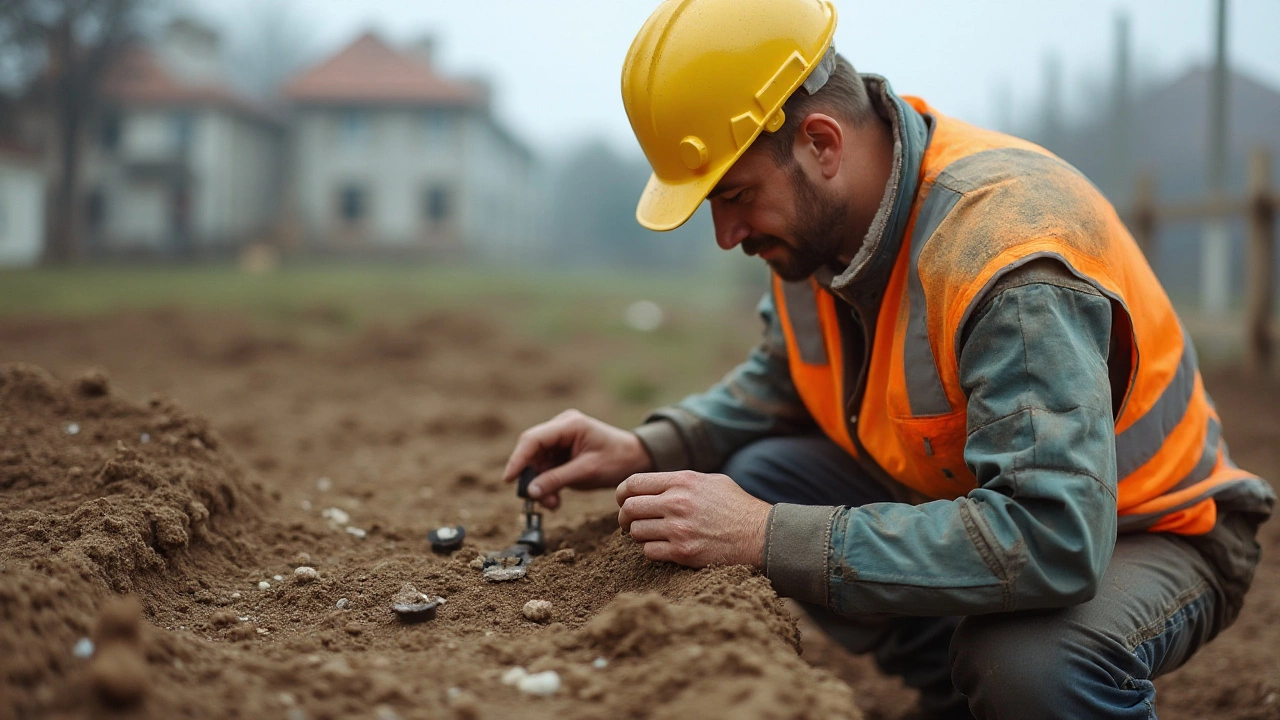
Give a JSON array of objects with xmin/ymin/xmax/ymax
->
[{"xmin": 1129, "ymin": 147, "xmax": 1278, "ymax": 376}]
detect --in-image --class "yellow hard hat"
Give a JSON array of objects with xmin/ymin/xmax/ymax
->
[{"xmin": 622, "ymin": 0, "xmax": 838, "ymax": 231}]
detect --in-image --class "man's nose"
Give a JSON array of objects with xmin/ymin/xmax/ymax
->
[{"xmin": 713, "ymin": 213, "xmax": 750, "ymax": 251}]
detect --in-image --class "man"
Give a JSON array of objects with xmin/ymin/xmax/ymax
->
[{"xmin": 502, "ymin": 1, "xmax": 1275, "ymax": 717}]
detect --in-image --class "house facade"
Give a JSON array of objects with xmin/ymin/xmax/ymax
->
[
  {"xmin": 284, "ymin": 34, "xmax": 537, "ymax": 258},
  {"xmin": 0, "ymin": 140, "xmax": 45, "ymax": 267},
  {"xmin": 85, "ymin": 20, "xmax": 284, "ymax": 256}
]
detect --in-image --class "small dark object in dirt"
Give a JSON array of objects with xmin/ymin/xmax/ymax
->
[
  {"xmin": 391, "ymin": 583, "xmax": 444, "ymax": 623},
  {"xmin": 428, "ymin": 525, "xmax": 466, "ymax": 553}
]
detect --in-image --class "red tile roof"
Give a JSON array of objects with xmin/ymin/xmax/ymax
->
[
  {"xmin": 100, "ymin": 47, "xmax": 282, "ymax": 124},
  {"xmin": 283, "ymin": 32, "xmax": 484, "ymax": 106}
]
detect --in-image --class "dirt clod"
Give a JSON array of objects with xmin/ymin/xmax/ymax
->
[{"xmin": 522, "ymin": 600, "xmax": 553, "ymax": 623}]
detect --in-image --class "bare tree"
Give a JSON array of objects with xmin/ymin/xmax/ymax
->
[
  {"xmin": 223, "ymin": 0, "xmax": 311, "ymax": 101},
  {"xmin": 0, "ymin": 0, "xmax": 156, "ymax": 264}
]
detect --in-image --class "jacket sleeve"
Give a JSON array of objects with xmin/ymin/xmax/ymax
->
[
  {"xmin": 764, "ymin": 273, "xmax": 1119, "ymax": 616},
  {"xmin": 633, "ymin": 291, "xmax": 816, "ymax": 473}
]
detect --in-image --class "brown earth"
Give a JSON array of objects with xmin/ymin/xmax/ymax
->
[{"xmin": 0, "ymin": 309, "xmax": 1276, "ymax": 720}]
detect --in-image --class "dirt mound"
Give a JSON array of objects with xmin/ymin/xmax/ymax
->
[
  {"xmin": 0, "ymin": 360, "xmax": 858, "ymax": 720},
  {"xmin": 0, "ymin": 363, "xmax": 263, "ymax": 713}
]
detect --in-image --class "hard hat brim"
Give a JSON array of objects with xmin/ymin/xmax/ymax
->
[{"xmin": 635, "ymin": 170, "xmax": 724, "ymax": 232}]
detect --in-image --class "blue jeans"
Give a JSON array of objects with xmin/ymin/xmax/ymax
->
[{"xmin": 723, "ymin": 436, "xmax": 1257, "ymax": 719}]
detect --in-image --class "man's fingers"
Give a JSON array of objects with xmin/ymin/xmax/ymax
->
[
  {"xmin": 501, "ymin": 416, "xmax": 579, "ymax": 483},
  {"xmin": 615, "ymin": 471, "xmax": 682, "ymax": 506},
  {"xmin": 641, "ymin": 540, "xmax": 677, "ymax": 564},
  {"xmin": 617, "ymin": 495, "xmax": 665, "ymax": 531},
  {"xmin": 627, "ymin": 518, "xmax": 668, "ymax": 543}
]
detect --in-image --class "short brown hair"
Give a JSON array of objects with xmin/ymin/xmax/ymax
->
[{"xmin": 755, "ymin": 53, "xmax": 877, "ymax": 166}]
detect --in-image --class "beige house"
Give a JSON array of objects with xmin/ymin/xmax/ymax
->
[
  {"xmin": 283, "ymin": 33, "xmax": 537, "ymax": 258},
  {"xmin": 85, "ymin": 20, "xmax": 284, "ymax": 256},
  {"xmin": 0, "ymin": 140, "xmax": 45, "ymax": 267}
]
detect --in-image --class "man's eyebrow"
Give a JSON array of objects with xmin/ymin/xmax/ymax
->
[{"xmin": 708, "ymin": 181, "xmax": 739, "ymax": 198}]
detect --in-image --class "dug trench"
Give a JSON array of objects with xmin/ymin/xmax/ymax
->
[{"xmin": 0, "ymin": 309, "xmax": 1276, "ymax": 720}]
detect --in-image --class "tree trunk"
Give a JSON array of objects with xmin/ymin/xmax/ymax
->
[{"xmin": 43, "ymin": 19, "xmax": 82, "ymax": 265}]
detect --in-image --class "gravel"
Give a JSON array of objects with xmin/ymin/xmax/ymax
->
[
  {"xmin": 522, "ymin": 599, "xmax": 552, "ymax": 623},
  {"xmin": 517, "ymin": 671, "xmax": 561, "ymax": 697},
  {"xmin": 293, "ymin": 566, "xmax": 319, "ymax": 582}
]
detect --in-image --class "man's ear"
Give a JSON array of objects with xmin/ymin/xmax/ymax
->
[{"xmin": 794, "ymin": 113, "xmax": 843, "ymax": 180}]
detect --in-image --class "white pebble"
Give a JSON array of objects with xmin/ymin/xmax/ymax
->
[
  {"xmin": 345, "ymin": 526, "xmax": 367, "ymax": 538},
  {"xmin": 517, "ymin": 670, "xmax": 561, "ymax": 697},
  {"xmin": 300, "ymin": 499, "xmax": 312, "ymax": 511},
  {"xmin": 374, "ymin": 706, "xmax": 401, "ymax": 720},
  {"xmin": 321, "ymin": 507, "xmax": 350, "ymax": 525},
  {"xmin": 258, "ymin": 581, "xmax": 271, "ymax": 591},
  {"xmin": 65, "ymin": 422, "xmax": 80, "ymax": 435},
  {"xmin": 522, "ymin": 599, "xmax": 553, "ymax": 623},
  {"xmin": 230, "ymin": 591, "xmax": 241, "ymax": 599},
  {"xmin": 72, "ymin": 637, "xmax": 94, "ymax": 658},
  {"xmin": 435, "ymin": 526, "xmax": 458, "ymax": 541},
  {"xmin": 140, "ymin": 433, "xmax": 150, "ymax": 444},
  {"xmin": 500, "ymin": 667, "xmax": 528, "ymax": 686},
  {"xmin": 446, "ymin": 687, "xmax": 462, "ymax": 700},
  {"xmin": 278, "ymin": 692, "xmax": 296, "ymax": 706},
  {"xmin": 592, "ymin": 657, "xmax": 608, "ymax": 669},
  {"xmin": 316, "ymin": 477, "xmax": 334, "ymax": 492},
  {"xmin": 238, "ymin": 616, "xmax": 249, "ymax": 622},
  {"xmin": 336, "ymin": 598, "xmax": 349, "ymax": 609},
  {"xmin": 294, "ymin": 566, "xmax": 319, "ymax": 582},
  {"xmin": 273, "ymin": 574, "xmax": 284, "ymax": 582}
]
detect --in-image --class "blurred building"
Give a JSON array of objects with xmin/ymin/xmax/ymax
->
[
  {"xmin": 283, "ymin": 33, "xmax": 537, "ymax": 258},
  {"xmin": 0, "ymin": 139, "xmax": 45, "ymax": 267},
  {"xmin": 85, "ymin": 19, "xmax": 285, "ymax": 257}
]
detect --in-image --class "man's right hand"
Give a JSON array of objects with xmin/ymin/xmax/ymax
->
[{"xmin": 501, "ymin": 409, "xmax": 654, "ymax": 510}]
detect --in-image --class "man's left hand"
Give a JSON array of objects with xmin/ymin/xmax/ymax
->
[{"xmin": 615, "ymin": 470, "xmax": 771, "ymax": 569}]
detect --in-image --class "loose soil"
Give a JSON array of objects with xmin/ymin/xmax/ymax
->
[{"xmin": 1, "ymin": 309, "xmax": 1276, "ymax": 719}]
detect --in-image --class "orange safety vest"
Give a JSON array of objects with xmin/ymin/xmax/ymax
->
[{"xmin": 773, "ymin": 98, "xmax": 1261, "ymax": 536}]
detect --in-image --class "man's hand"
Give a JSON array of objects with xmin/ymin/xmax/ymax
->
[
  {"xmin": 616, "ymin": 470, "xmax": 771, "ymax": 569},
  {"xmin": 502, "ymin": 409, "xmax": 653, "ymax": 510}
]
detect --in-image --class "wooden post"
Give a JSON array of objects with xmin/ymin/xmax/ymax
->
[
  {"xmin": 1245, "ymin": 147, "xmax": 1275, "ymax": 377},
  {"xmin": 1132, "ymin": 172, "xmax": 1157, "ymax": 259}
]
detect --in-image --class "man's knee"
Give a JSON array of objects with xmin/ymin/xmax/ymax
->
[
  {"xmin": 950, "ymin": 612, "xmax": 1149, "ymax": 720},
  {"xmin": 721, "ymin": 438, "xmax": 793, "ymax": 502}
]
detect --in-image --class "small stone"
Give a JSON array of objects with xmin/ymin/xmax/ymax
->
[
  {"xmin": 273, "ymin": 574, "xmax": 284, "ymax": 582},
  {"xmin": 500, "ymin": 667, "xmax": 528, "ymax": 686},
  {"xmin": 300, "ymin": 499, "xmax": 313, "ymax": 511},
  {"xmin": 522, "ymin": 599, "xmax": 552, "ymax": 623},
  {"xmin": 258, "ymin": 581, "xmax": 270, "ymax": 591},
  {"xmin": 294, "ymin": 566, "xmax": 319, "ymax": 582},
  {"xmin": 516, "ymin": 670, "xmax": 561, "ymax": 697},
  {"xmin": 65, "ymin": 422, "xmax": 80, "ymax": 435},
  {"xmin": 321, "ymin": 507, "xmax": 350, "ymax": 525},
  {"xmin": 139, "ymin": 433, "xmax": 150, "ymax": 444},
  {"xmin": 592, "ymin": 657, "xmax": 608, "ymax": 669},
  {"xmin": 229, "ymin": 592, "xmax": 241, "ymax": 599},
  {"xmin": 429, "ymin": 525, "xmax": 466, "ymax": 553},
  {"xmin": 483, "ymin": 564, "xmax": 527, "ymax": 582},
  {"xmin": 374, "ymin": 705, "xmax": 402, "ymax": 720},
  {"xmin": 335, "ymin": 598, "xmax": 349, "ymax": 609},
  {"xmin": 391, "ymin": 583, "xmax": 444, "ymax": 623},
  {"xmin": 294, "ymin": 552, "xmax": 312, "ymax": 566},
  {"xmin": 316, "ymin": 477, "xmax": 333, "ymax": 492},
  {"xmin": 550, "ymin": 548, "xmax": 577, "ymax": 563},
  {"xmin": 278, "ymin": 692, "xmax": 296, "ymax": 706},
  {"xmin": 72, "ymin": 638, "xmax": 95, "ymax": 658},
  {"xmin": 256, "ymin": 628, "xmax": 269, "ymax": 635},
  {"xmin": 345, "ymin": 526, "xmax": 367, "ymax": 539},
  {"xmin": 468, "ymin": 555, "xmax": 486, "ymax": 570}
]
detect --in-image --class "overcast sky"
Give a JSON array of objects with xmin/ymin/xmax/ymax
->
[{"xmin": 191, "ymin": 0, "xmax": 1280, "ymax": 158}]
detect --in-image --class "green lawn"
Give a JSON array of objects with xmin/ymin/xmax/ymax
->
[{"xmin": 0, "ymin": 261, "xmax": 768, "ymax": 409}]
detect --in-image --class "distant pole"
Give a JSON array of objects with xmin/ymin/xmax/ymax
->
[
  {"xmin": 1244, "ymin": 148, "xmax": 1275, "ymax": 376},
  {"xmin": 1108, "ymin": 12, "xmax": 1132, "ymax": 204},
  {"xmin": 1202, "ymin": 0, "xmax": 1231, "ymax": 315},
  {"xmin": 1040, "ymin": 51, "xmax": 1064, "ymax": 151}
]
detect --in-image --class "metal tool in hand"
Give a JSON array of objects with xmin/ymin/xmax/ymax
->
[{"xmin": 481, "ymin": 466, "xmax": 547, "ymax": 581}]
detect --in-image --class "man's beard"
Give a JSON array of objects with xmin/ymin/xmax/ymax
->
[{"xmin": 744, "ymin": 163, "xmax": 848, "ymax": 282}]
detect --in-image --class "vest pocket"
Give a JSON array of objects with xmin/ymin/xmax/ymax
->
[{"xmin": 889, "ymin": 411, "xmax": 975, "ymax": 499}]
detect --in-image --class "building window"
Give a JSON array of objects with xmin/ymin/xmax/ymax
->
[
  {"xmin": 422, "ymin": 111, "xmax": 453, "ymax": 145},
  {"xmin": 339, "ymin": 110, "xmax": 370, "ymax": 147},
  {"xmin": 339, "ymin": 185, "xmax": 366, "ymax": 222},
  {"xmin": 100, "ymin": 112, "xmax": 121, "ymax": 150},
  {"xmin": 171, "ymin": 111, "xmax": 194, "ymax": 152},
  {"xmin": 425, "ymin": 185, "xmax": 451, "ymax": 223}
]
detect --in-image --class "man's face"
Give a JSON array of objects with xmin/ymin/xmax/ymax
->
[{"xmin": 708, "ymin": 144, "xmax": 848, "ymax": 282}]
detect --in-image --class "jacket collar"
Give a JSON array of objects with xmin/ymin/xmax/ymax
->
[{"xmin": 815, "ymin": 75, "xmax": 930, "ymax": 305}]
